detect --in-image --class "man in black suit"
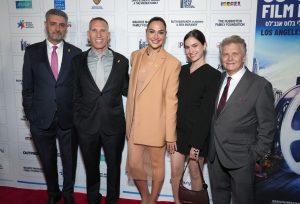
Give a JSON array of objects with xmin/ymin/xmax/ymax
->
[
  {"xmin": 72, "ymin": 17, "xmax": 129, "ymax": 204},
  {"xmin": 22, "ymin": 9, "xmax": 81, "ymax": 204},
  {"xmin": 208, "ymin": 35, "xmax": 276, "ymax": 204}
]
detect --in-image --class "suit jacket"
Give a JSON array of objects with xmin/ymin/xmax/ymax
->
[
  {"xmin": 126, "ymin": 48, "xmax": 181, "ymax": 147},
  {"xmin": 73, "ymin": 48, "xmax": 129, "ymax": 135},
  {"xmin": 22, "ymin": 40, "xmax": 82, "ymax": 129},
  {"xmin": 208, "ymin": 69, "xmax": 276, "ymax": 169}
]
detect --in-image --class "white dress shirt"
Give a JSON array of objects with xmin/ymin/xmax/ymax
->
[
  {"xmin": 46, "ymin": 40, "xmax": 63, "ymax": 72},
  {"xmin": 217, "ymin": 67, "xmax": 246, "ymax": 105}
]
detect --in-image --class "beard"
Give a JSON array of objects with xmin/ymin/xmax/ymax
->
[{"xmin": 46, "ymin": 30, "xmax": 65, "ymax": 43}]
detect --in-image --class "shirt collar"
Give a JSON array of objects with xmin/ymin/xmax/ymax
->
[
  {"xmin": 46, "ymin": 40, "xmax": 63, "ymax": 50},
  {"xmin": 90, "ymin": 47, "xmax": 110, "ymax": 58},
  {"xmin": 226, "ymin": 66, "xmax": 246, "ymax": 81}
]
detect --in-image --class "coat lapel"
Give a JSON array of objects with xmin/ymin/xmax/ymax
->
[
  {"xmin": 220, "ymin": 69, "xmax": 252, "ymax": 115},
  {"xmin": 137, "ymin": 48, "xmax": 167, "ymax": 96},
  {"xmin": 41, "ymin": 41, "xmax": 56, "ymax": 81},
  {"xmin": 57, "ymin": 41, "xmax": 70, "ymax": 82},
  {"xmin": 102, "ymin": 49, "xmax": 118, "ymax": 93}
]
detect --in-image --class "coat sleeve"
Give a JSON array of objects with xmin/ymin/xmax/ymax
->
[
  {"xmin": 165, "ymin": 60, "xmax": 181, "ymax": 143},
  {"xmin": 253, "ymin": 81, "xmax": 276, "ymax": 161},
  {"xmin": 22, "ymin": 48, "xmax": 33, "ymax": 121}
]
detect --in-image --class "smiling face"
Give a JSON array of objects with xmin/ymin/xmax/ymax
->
[
  {"xmin": 184, "ymin": 36, "xmax": 206, "ymax": 63},
  {"xmin": 221, "ymin": 42, "xmax": 245, "ymax": 76},
  {"xmin": 87, "ymin": 19, "xmax": 110, "ymax": 53},
  {"xmin": 146, "ymin": 20, "xmax": 166, "ymax": 51},
  {"xmin": 45, "ymin": 14, "xmax": 67, "ymax": 44}
]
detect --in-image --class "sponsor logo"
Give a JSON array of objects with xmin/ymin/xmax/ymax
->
[
  {"xmin": 139, "ymin": 39, "xmax": 147, "ymax": 49},
  {"xmin": 221, "ymin": 1, "xmax": 241, "ymax": 6},
  {"xmin": 0, "ymin": 148, "xmax": 4, "ymax": 154},
  {"xmin": 21, "ymin": 39, "xmax": 30, "ymax": 51},
  {"xmin": 54, "ymin": 0, "xmax": 65, "ymax": 10},
  {"xmin": 15, "ymin": 0, "xmax": 32, "ymax": 9},
  {"xmin": 92, "ymin": 0, "xmax": 103, "ymax": 9},
  {"xmin": 93, "ymin": 0, "xmax": 101, "ymax": 5},
  {"xmin": 23, "ymin": 166, "xmax": 43, "ymax": 173},
  {"xmin": 178, "ymin": 41, "xmax": 184, "ymax": 48},
  {"xmin": 23, "ymin": 151, "xmax": 38, "ymax": 155},
  {"xmin": 17, "ymin": 19, "xmax": 34, "ymax": 30},
  {"xmin": 180, "ymin": 0, "xmax": 194, "ymax": 8}
]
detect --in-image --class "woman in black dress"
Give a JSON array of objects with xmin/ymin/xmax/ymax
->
[{"xmin": 170, "ymin": 29, "xmax": 221, "ymax": 204}]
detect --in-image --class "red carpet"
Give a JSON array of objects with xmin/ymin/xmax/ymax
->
[{"xmin": 0, "ymin": 186, "xmax": 174, "ymax": 204}]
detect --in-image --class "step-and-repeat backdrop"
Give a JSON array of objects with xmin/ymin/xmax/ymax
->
[{"xmin": 0, "ymin": 0, "xmax": 299, "ymax": 203}]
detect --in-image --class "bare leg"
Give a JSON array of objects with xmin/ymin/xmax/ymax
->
[
  {"xmin": 147, "ymin": 180, "xmax": 164, "ymax": 204},
  {"xmin": 134, "ymin": 180, "xmax": 150, "ymax": 204},
  {"xmin": 189, "ymin": 156, "xmax": 205, "ymax": 190},
  {"xmin": 170, "ymin": 152, "xmax": 186, "ymax": 204}
]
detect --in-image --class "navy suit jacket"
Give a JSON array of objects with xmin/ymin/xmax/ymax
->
[
  {"xmin": 22, "ymin": 40, "xmax": 82, "ymax": 129},
  {"xmin": 73, "ymin": 48, "xmax": 129, "ymax": 135}
]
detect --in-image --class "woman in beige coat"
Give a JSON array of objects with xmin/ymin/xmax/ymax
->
[{"xmin": 126, "ymin": 17, "xmax": 181, "ymax": 204}]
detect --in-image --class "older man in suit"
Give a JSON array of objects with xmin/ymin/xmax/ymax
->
[
  {"xmin": 208, "ymin": 35, "xmax": 276, "ymax": 204},
  {"xmin": 72, "ymin": 17, "xmax": 129, "ymax": 204},
  {"xmin": 22, "ymin": 9, "xmax": 81, "ymax": 204}
]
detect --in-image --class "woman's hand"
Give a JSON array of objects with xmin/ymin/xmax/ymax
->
[
  {"xmin": 190, "ymin": 147, "xmax": 200, "ymax": 160},
  {"xmin": 167, "ymin": 142, "xmax": 177, "ymax": 154}
]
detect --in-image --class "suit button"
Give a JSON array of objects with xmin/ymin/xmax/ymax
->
[{"xmin": 100, "ymin": 93, "xmax": 102, "ymax": 96}]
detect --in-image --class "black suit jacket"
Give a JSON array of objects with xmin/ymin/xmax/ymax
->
[
  {"xmin": 73, "ymin": 48, "xmax": 129, "ymax": 135},
  {"xmin": 22, "ymin": 40, "xmax": 82, "ymax": 129}
]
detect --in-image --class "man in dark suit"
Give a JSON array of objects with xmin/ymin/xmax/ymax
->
[
  {"xmin": 22, "ymin": 9, "xmax": 81, "ymax": 204},
  {"xmin": 208, "ymin": 35, "xmax": 276, "ymax": 204},
  {"xmin": 72, "ymin": 17, "xmax": 129, "ymax": 204}
]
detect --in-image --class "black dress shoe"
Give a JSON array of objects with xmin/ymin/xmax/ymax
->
[
  {"xmin": 64, "ymin": 195, "xmax": 77, "ymax": 204},
  {"xmin": 46, "ymin": 194, "xmax": 61, "ymax": 204}
]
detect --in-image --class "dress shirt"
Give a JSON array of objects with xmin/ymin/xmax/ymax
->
[
  {"xmin": 217, "ymin": 67, "xmax": 246, "ymax": 105},
  {"xmin": 47, "ymin": 40, "xmax": 63, "ymax": 72},
  {"xmin": 87, "ymin": 48, "xmax": 113, "ymax": 86}
]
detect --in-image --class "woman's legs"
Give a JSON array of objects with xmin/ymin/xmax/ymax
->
[
  {"xmin": 189, "ymin": 156, "xmax": 205, "ymax": 190},
  {"xmin": 170, "ymin": 152, "xmax": 186, "ymax": 204}
]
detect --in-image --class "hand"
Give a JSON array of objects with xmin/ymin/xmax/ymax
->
[
  {"xmin": 189, "ymin": 147, "xmax": 200, "ymax": 160},
  {"xmin": 167, "ymin": 142, "xmax": 177, "ymax": 155}
]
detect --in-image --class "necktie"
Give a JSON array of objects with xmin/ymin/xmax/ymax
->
[
  {"xmin": 96, "ymin": 56, "xmax": 105, "ymax": 91},
  {"xmin": 51, "ymin": 46, "xmax": 58, "ymax": 80},
  {"xmin": 217, "ymin": 77, "xmax": 231, "ymax": 116}
]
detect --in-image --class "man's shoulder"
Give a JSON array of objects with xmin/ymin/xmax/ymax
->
[
  {"xmin": 64, "ymin": 42, "xmax": 82, "ymax": 53},
  {"xmin": 25, "ymin": 41, "xmax": 45, "ymax": 52},
  {"xmin": 111, "ymin": 49, "xmax": 129, "ymax": 63}
]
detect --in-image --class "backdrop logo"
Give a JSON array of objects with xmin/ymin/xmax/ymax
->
[
  {"xmin": 21, "ymin": 39, "xmax": 30, "ymax": 51},
  {"xmin": 93, "ymin": 0, "xmax": 101, "ymax": 5},
  {"xmin": 54, "ymin": 0, "xmax": 65, "ymax": 10},
  {"xmin": 139, "ymin": 39, "xmax": 147, "ymax": 49},
  {"xmin": 180, "ymin": 0, "xmax": 195, "ymax": 8},
  {"xmin": 17, "ymin": 20, "xmax": 34, "ymax": 30},
  {"xmin": 221, "ymin": 1, "xmax": 241, "ymax": 6},
  {"xmin": 15, "ymin": 0, "xmax": 32, "ymax": 9},
  {"xmin": 91, "ymin": 0, "xmax": 103, "ymax": 9},
  {"xmin": 178, "ymin": 41, "xmax": 184, "ymax": 48}
]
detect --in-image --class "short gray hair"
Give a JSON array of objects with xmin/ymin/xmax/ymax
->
[
  {"xmin": 219, "ymin": 35, "xmax": 247, "ymax": 56},
  {"xmin": 45, "ymin": 9, "xmax": 68, "ymax": 22}
]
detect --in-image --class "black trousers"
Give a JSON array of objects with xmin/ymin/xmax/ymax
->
[
  {"xmin": 78, "ymin": 130, "xmax": 125, "ymax": 203},
  {"xmin": 30, "ymin": 118, "xmax": 78, "ymax": 197}
]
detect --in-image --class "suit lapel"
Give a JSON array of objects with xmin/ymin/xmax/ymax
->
[
  {"xmin": 214, "ymin": 73, "xmax": 226, "ymax": 116},
  {"xmin": 57, "ymin": 41, "xmax": 70, "ymax": 82},
  {"xmin": 221, "ymin": 69, "xmax": 252, "ymax": 114},
  {"xmin": 82, "ymin": 49, "xmax": 100, "ymax": 91},
  {"xmin": 41, "ymin": 41, "xmax": 56, "ymax": 81},
  {"xmin": 137, "ymin": 48, "xmax": 167, "ymax": 96},
  {"xmin": 102, "ymin": 49, "xmax": 118, "ymax": 93}
]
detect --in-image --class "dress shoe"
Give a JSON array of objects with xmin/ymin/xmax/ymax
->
[
  {"xmin": 64, "ymin": 195, "xmax": 77, "ymax": 204},
  {"xmin": 46, "ymin": 194, "xmax": 62, "ymax": 204}
]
